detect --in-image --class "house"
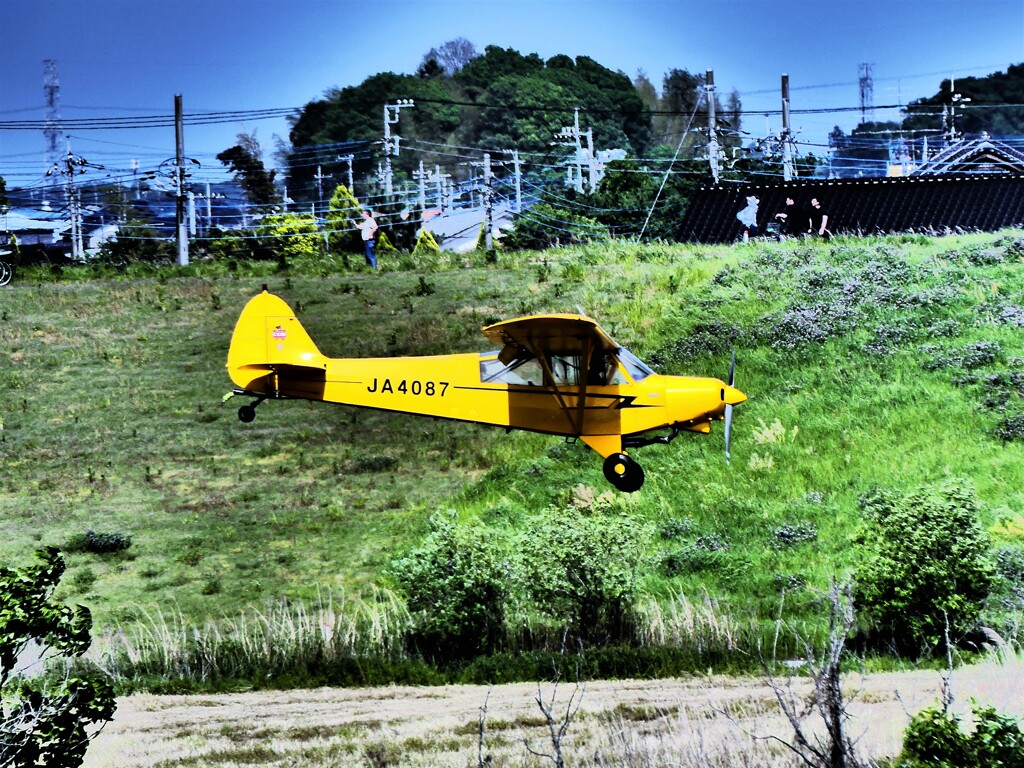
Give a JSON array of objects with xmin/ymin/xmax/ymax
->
[{"xmin": 911, "ymin": 133, "xmax": 1024, "ymax": 176}]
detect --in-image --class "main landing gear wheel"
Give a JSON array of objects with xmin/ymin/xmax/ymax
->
[
  {"xmin": 237, "ymin": 404, "xmax": 258, "ymax": 423},
  {"xmin": 603, "ymin": 452, "xmax": 645, "ymax": 493}
]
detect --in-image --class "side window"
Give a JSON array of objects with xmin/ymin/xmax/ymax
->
[
  {"xmin": 547, "ymin": 354, "xmax": 581, "ymax": 386},
  {"xmin": 480, "ymin": 353, "xmax": 544, "ymax": 386},
  {"xmin": 587, "ymin": 352, "xmax": 627, "ymax": 385}
]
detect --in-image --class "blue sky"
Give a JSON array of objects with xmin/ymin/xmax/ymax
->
[{"xmin": 2, "ymin": 0, "xmax": 1022, "ymax": 189}]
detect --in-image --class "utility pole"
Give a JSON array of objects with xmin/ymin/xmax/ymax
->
[
  {"xmin": 483, "ymin": 153, "xmax": 493, "ymax": 251},
  {"xmin": 414, "ymin": 160, "xmax": 427, "ymax": 223},
  {"xmin": 205, "ymin": 181, "xmax": 212, "ymax": 235},
  {"xmin": 573, "ymin": 109, "xmax": 583, "ymax": 193},
  {"xmin": 705, "ymin": 69, "xmax": 720, "ymax": 184},
  {"xmin": 859, "ymin": 63, "xmax": 875, "ymax": 124},
  {"xmin": 945, "ymin": 76, "xmax": 971, "ymax": 142},
  {"xmin": 339, "ymin": 153, "xmax": 354, "ymax": 194},
  {"xmin": 314, "ymin": 164, "xmax": 325, "ymax": 207},
  {"xmin": 507, "ymin": 150, "xmax": 522, "ymax": 212},
  {"xmin": 430, "ymin": 164, "xmax": 451, "ymax": 213},
  {"xmin": 553, "ymin": 110, "xmax": 584, "ymax": 193},
  {"xmin": 174, "ymin": 94, "xmax": 189, "ymax": 266},
  {"xmin": 46, "ymin": 138, "xmax": 93, "ymax": 261},
  {"xmin": 781, "ymin": 74, "xmax": 795, "ymax": 182},
  {"xmin": 584, "ymin": 128, "xmax": 597, "ymax": 192},
  {"xmin": 382, "ymin": 100, "xmax": 414, "ymax": 200}
]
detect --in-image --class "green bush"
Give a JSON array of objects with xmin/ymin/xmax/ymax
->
[
  {"xmin": 894, "ymin": 702, "xmax": 1024, "ymax": 768},
  {"xmin": 389, "ymin": 512, "xmax": 511, "ymax": 658},
  {"xmin": 855, "ymin": 481, "xmax": 996, "ymax": 656},
  {"xmin": 64, "ymin": 530, "xmax": 133, "ymax": 555},
  {"xmin": 520, "ymin": 509, "xmax": 652, "ymax": 646}
]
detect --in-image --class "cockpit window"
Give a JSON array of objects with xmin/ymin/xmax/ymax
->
[
  {"xmin": 480, "ymin": 352, "xmax": 544, "ymax": 386},
  {"xmin": 616, "ymin": 347, "xmax": 654, "ymax": 382},
  {"xmin": 481, "ymin": 348, "xmax": 652, "ymax": 386}
]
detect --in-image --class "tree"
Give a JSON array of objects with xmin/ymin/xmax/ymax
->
[
  {"xmin": 633, "ymin": 70, "xmax": 659, "ymax": 112},
  {"xmin": 420, "ymin": 37, "xmax": 478, "ymax": 77},
  {"xmin": 855, "ymin": 481, "xmax": 996, "ymax": 656},
  {"xmin": 0, "ymin": 547, "xmax": 116, "ymax": 767},
  {"xmin": 456, "ymin": 45, "xmax": 545, "ymax": 93},
  {"xmin": 324, "ymin": 184, "xmax": 363, "ymax": 260},
  {"xmin": 216, "ymin": 131, "xmax": 281, "ymax": 209},
  {"xmin": 520, "ymin": 508, "xmax": 651, "ymax": 645},
  {"xmin": 286, "ymin": 72, "xmax": 461, "ymax": 200},
  {"xmin": 503, "ymin": 200, "xmax": 607, "ymax": 250},
  {"xmin": 760, "ymin": 581, "xmax": 864, "ymax": 768},
  {"xmin": 255, "ymin": 212, "xmax": 320, "ymax": 264},
  {"xmin": 902, "ymin": 64, "xmax": 1024, "ymax": 137},
  {"xmin": 390, "ymin": 512, "xmax": 511, "ymax": 658},
  {"xmin": 659, "ymin": 68, "xmax": 703, "ymax": 151}
]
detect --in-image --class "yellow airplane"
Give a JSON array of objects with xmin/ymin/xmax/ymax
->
[{"xmin": 225, "ymin": 289, "xmax": 746, "ymax": 492}]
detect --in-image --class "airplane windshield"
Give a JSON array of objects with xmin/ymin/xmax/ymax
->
[
  {"xmin": 616, "ymin": 347, "xmax": 654, "ymax": 382},
  {"xmin": 481, "ymin": 348, "xmax": 651, "ymax": 386}
]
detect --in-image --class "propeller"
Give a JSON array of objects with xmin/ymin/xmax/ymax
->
[{"xmin": 724, "ymin": 350, "xmax": 736, "ymax": 464}]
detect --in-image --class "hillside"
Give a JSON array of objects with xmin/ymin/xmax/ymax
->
[{"xmin": 2, "ymin": 232, "xmax": 1024, "ymax": 670}]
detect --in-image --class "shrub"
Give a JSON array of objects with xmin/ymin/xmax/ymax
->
[
  {"xmin": 995, "ymin": 414, "xmax": 1024, "ymax": 442},
  {"xmin": 855, "ymin": 481, "xmax": 996, "ymax": 656},
  {"xmin": 389, "ymin": 512, "xmax": 511, "ymax": 658},
  {"xmin": 520, "ymin": 510, "xmax": 652, "ymax": 646},
  {"xmin": 64, "ymin": 530, "xmax": 133, "ymax": 555},
  {"xmin": 772, "ymin": 523, "xmax": 818, "ymax": 548},
  {"xmin": 894, "ymin": 702, "xmax": 1024, "ymax": 768}
]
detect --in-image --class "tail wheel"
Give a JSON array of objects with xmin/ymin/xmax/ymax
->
[
  {"xmin": 237, "ymin": 404, "xmax": 257, "ymax": 423},
  {"xmin": 602, "ymin": 453, "xmax": 645, "ymax": 493}
]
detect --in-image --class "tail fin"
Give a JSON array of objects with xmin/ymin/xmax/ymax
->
[{"xmin": 227, "ymin": 289, "xmax": 327, "ymax": 392}]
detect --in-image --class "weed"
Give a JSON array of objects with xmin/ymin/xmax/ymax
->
[{"xmin": 65, "ymin": 530, "xmax": 133, "ymax": 555}]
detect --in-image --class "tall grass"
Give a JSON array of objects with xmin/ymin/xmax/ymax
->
[{"xmin": 90, "ymin": 587, "xmax": 415, "ymax": 691}]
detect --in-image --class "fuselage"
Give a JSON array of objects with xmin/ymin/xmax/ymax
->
[{"xmin": 230, "ymin": 349, "xmax": 745, "ymax": 441}]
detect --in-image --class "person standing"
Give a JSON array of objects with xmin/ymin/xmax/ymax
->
[
  {"xmin": 360, "ymin": 209, "xmax": 379, "ymax": 268},
  {"xmin": 774, "ymin": 197, "xmax": 799, "ymax": 238},
  {"xmin": 809, "ymin": 197, "xmax": 830, "ymax": 239}
]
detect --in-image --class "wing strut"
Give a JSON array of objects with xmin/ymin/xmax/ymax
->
[{"xmin": 532, "ymin": 335, "xmax": 594, "ymax": 438}]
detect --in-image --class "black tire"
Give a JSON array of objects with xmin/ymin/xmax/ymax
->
[
  {"xmin": 238, "ymin": 404, "xmax": 257, "ymax": 423},
  {"xmin": 602, "ymin": 452, "xmax": 645, "ymax": 492}
]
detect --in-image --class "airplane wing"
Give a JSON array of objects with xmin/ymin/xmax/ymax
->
[{"xmin": 481, "ymin": 314, "xmax": 619, "ymax": 358}]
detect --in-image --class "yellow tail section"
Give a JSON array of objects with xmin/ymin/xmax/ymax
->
[{"xmin": 227, "ymin": 290, "xmax": 327, "ymax": 392}]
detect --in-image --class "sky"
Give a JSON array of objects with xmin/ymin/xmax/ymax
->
[{"xmin": 2, "ymin": 0, "xmax": 1022, "ymax": 193}]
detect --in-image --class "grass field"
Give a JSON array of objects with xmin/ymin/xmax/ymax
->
[
  {"xmin": 3, "ymin": 232, "xmax": 1024, "ymax": 672},
  {"xmin": 82, "ymin": 652, "xmax": 1024, "ymax": 767}
]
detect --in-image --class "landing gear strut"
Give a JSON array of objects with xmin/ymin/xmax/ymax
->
[
  {"xmin": 603, "ymin": 452, "xmax": 645, "ymax": 493},
  {"xmin": 235, "ymin": 394, "xmax": 266, "ymax": 423}
]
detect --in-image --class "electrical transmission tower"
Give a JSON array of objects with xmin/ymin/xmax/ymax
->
[
  {"xmin": 43, "ymin": 60, "xmax": 63, "ymax": 198},
  {"xmin": 859, "ymin": 63, "xmax": 875, "ymax": 124}
]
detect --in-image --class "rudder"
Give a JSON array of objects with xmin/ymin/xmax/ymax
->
[{"xmin": 227, "ymin": 289, "xmax": 326, "ymax": 392}]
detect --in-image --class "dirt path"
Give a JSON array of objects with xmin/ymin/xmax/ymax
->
[{"xmin": 84, "ymin": 657, "xmax": 1023, "ymax": 767}]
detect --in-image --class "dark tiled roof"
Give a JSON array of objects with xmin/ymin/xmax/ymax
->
[
  {"xmin": 913, "ymin": 136, "xmax": 1024, "ymax": 176},
  {"xmin": 676, "ymin": 175, "xmax": 1024, "ymax": 244}
]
